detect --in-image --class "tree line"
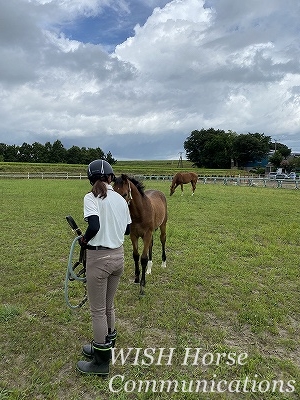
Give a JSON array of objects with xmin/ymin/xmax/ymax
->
[
  {"xmin": 0, "ymin": 129, "xmax": 297, "ymax": 171},
  {"xmin": 0, "ymin": 140, "xmax": 116, "ymax": 165},
  {"xmin": 184, "ymin": 128, "xmax": 294, "ymax": 170}
]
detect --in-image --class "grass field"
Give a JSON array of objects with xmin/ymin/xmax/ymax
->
[
  {"xmin": 1, "ymin": 177, "xmax": 299, "ymax": 399},
  {"xmin": 0, "ymin": 160, "xmax": 250, "ymax": 177}
]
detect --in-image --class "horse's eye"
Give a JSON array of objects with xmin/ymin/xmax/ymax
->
[{"xmin": 122, "ymin": 193, "xmax": 128, "ymax": 199}]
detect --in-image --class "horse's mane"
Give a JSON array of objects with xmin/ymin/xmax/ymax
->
[{"xmin": 115, "ymin": 174, "xmax": 145, "ymax": 196}]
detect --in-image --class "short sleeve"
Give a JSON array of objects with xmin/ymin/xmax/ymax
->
[{"xmin": 83, "ymin": 193, "xmax": 98, "ymax": 219}]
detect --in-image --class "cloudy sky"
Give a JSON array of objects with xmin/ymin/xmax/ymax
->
[{"xmin": 1, "ymin": 0, "xmax": 300, "ymax": 160}]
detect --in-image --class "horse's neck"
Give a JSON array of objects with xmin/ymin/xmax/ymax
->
[
  {"xmin": 172, "ymin": 176, "xmax": 178, "ymax": 186},
  {"xmin": 129, "ymin": 184, "xmax": 149, "ymax": 220}
]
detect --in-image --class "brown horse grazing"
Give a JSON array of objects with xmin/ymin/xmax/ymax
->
[
  {"xmin": 114, "ymin": 174, "xmax": 167, "ymax": 295},
  {"xmin": 170, "ymin": 172, "xmax": 198, "ymax": 196}
]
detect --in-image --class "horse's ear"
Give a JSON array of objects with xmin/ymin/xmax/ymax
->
[{"xmin": 121, "ymin": 173, "xmax": 128, "ymax": 182}]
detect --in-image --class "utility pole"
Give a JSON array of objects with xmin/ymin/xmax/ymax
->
[{"xmin": 177, "ymin": 152, "xmax": 183, "ymax": 168}]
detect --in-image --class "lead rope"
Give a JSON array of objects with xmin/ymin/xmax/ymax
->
[{"xmin": 64, "ymin": 236, "xmax": 88, "ymax": 309}]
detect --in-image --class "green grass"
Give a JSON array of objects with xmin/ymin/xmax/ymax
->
[
  {"xmin": 0, "ymin": 160, "xmax": 249, "ymax": 177},
  {"xmin": 0, "ymin": 178, "xmax": 299, "ymax": 399}
]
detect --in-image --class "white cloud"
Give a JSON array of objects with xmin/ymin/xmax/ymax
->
[{"xmin": 0, "ymin": 0, "xmax": 300, "ymax": 159}]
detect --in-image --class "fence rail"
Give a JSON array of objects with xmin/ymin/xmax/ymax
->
[
  {"xmin": 0, "ymin": 172, "xmax": 84, "ymax": 179},
  {"xmin": 1, "ymin": 171, "xmax": 299, "ymax": 189},
  {"xmin": 199, "ymin": 176, "xmax": 300, "ymax": 189}
]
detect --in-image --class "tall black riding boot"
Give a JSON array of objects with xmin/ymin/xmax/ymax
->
[
  {"xmin": 82, "ymin": 329, "xmax": 117, "ymax": 358},
  {"xmin": 107, "ymin": 329, "xmax": 117, "ymax": 347},
  {"xmin": 77, "ymin": 341, "xmax": 112, "ymax": 375}
]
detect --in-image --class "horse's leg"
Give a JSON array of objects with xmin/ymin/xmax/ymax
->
[
  {"xmin": 180, "ymin": 183, "xmax": 184, "ymax": 196},
  {"xmin": 133, "ymin": 252, "xmax": 140, "ymax": 283},
  {"xmin": 131, "ymin": 236, "xmax": 140, "ymax": 283},
  {"xmin": 140, "ymin": 255, "xmax": 148, "ymax": 295},
  {"xmin": 140, "ymin": 232, "xmax": 152, "ymax": 295},
  {"xmin": 146, "ymin": 235, "xmax": 153, "ymax": 275},
  {"xmin": 191, "ymin": 180, "xmax": 196, "ymax": 195},
  {"xmin": 160, "ymin": 223, "xmax": 167, "ymax": 268}
]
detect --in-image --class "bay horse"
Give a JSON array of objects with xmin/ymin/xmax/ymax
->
[
  {"xmin": 114, "ymin": 174, "xmax": 167, "ymax": 295},
  {"xmin": 170, "ymin": 172, "xmax": 198, "ymax": 196}
]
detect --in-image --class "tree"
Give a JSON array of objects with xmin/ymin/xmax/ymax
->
[
  {"xmin": 0, "ymin": 139, "xmax": 115, "ymax": 165},
  {"xmin": 31, "ymin": 142, "xmax": 48, "ymax": 163},
  {"xmin": 202, "ymin": 133, "xmax": 233, "ymax": 168},
  {"xmin": 17, "ymin": 142, "xmax": 33, "ymax": 162},
  {"xmin": 184, "ymin": 129, "xmax": 273, "ymax": 169},
  {"xmin": 43, "ymin": 142, "xmax": 53, "ymax": 163},
  {"xmin": 184, "ymin": 129, "xmax": 204, "ymax": 166},
  {"xmin": 269, "ymin": 151, "xmax": 283, "ymax": 169},
  {"xmin": 0, "ymin": 143, "xmax": 6, "ymax": 162},
  {"xmin": 231, "ymin": 133, "xmax": 271, "ymax": 168},
  {"xmin": 65, "ymin": 146, "xmax": 83, "ymax": 164},
  {"xmin": 289, "ymin": 155, "xmax": 300, "ymax": 171},
  {"xmin": 270, "ymin": 142, "xmax": 291, "ymax": 158},
  {"xmin": 3, "ymin": 144, "xmax": 19, "ymax": 162},
  {"xmin": 50, "ymin": 140, "xmax": 66, "ymax": 163},
  {"xmin": 105, "ymin": 151, "xmax": 117, "ymax": 165},
  {"xmin": 184, "ymin": 128, "xmax": 234, "ymax": 168},
  {"xmin": 86, "ymin": 147, "xmax": 105, "ymax": 164}
]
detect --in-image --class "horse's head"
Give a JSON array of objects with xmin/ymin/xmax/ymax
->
[
  {"xmin": 170, "ymin": 173, "xmax": 179, "ymax": 196},
  {"xmin": 114, "ymin": 174, "xmax": 146, "ymax": 204},
  {"xmin": 170, "ymin": 184, "xmax": 175, "ymax": 196},
  {"xmin": 114, "ymin": 174, "xmax": 132, "ymax": 203}
]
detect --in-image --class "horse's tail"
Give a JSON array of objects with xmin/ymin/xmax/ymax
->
[{"xmin": 192, "ymin": 172, "xmax": 199, "ymax": 182}]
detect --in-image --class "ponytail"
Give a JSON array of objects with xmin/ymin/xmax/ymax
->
[{"xmin": 91, "ymin": 180, "xmax": 108, "ymax": 199}]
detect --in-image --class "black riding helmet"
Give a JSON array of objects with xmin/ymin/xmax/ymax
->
[{"xmin": 87, "ymin": 159, "xmax": 115, "ymax": 185}]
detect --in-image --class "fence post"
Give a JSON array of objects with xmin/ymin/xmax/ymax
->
[{"xmin": 295, "ymin": 180, "xmax": 298, "ymax": 190}]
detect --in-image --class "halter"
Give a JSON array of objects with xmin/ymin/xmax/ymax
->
[{"xmin": 126, "ymin": 181, "xmax": 133, "ymax": 205}]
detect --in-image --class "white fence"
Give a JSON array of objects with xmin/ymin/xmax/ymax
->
[
  {"xmin": 198, "ymin": 176, "xmax": 300, "ymax": 189},
  {"xmin": 0, "ymin": 172, "xmax": 84, "ymax": 179},
  {"xmin": 0, "ymin": 172, "xmax": 299, "ymax": 189}
]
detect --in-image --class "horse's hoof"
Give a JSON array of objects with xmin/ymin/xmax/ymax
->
[
  {"xmin": 139, "ymin": 287, "xmax": 145, "ymax": 296},
  {"xmin": 134, "ymin": 277, "xmax": 140, "ymax": 284},
  {"xmin": 161, "ymin": 261, "xmax": 166, "ymax": 268}
]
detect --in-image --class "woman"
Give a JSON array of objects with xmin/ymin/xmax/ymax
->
[{"xmin": 77, "ymin": 159, "xmax": 131, "ymax": 376}]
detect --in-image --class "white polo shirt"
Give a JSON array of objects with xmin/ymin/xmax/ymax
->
[{"xmin": 83, "ymin": 184, "xmax": 131, "ymax": 249}]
